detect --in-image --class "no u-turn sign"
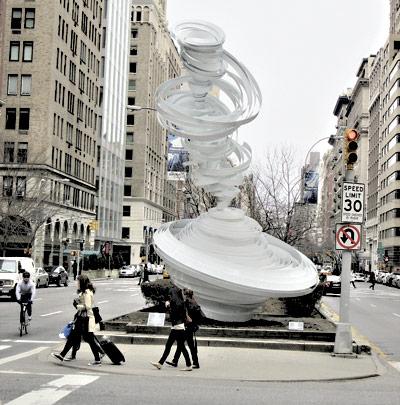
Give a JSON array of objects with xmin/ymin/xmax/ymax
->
[{"xmin": 335, "ymin": 224, "xmax": 361, "ymax": 250}]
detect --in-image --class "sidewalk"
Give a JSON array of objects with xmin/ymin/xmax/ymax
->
[{"xmin": 46, "ymin": 341, "xmax": 382, "ymax": 382}]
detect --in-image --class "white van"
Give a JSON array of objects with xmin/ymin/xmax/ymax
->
[{"xmin": 0, "ymin": 257, "xmax": 36, "ymax": 300}]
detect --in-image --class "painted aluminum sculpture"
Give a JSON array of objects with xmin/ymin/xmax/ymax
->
[{"xmin": 154, "ymin": 21, "xmax": 318, "ymax": 322}]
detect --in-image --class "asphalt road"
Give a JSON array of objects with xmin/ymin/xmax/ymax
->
[
  {"xmin": 323, "ymin": 281, "xmax": 400, "ymax": 363},
  {"xmin": 0, "ymin": 276, "xmax": 399, "ymax": 404}
]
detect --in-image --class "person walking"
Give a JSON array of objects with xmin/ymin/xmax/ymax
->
[
  {"xmin": 350, "ymin": 272, "xmax": 357, "ymax": 289},
  {"xmin": 368, "ymin": 271, "xmax": 376, "ymax": 290},
  {"xmin": 151, "ymin": 286, "xmax": 192, "ymax": 371},
  {"xmin": 166, "ymin": 288, "xmax": 202, "ymax": 369},
  {"xmin": 52, "ymin": 274, "xmax": 103, "ymax": 365},
  {"xmin": 72, "ymin": 260, "xmax": 78, "ymax": 280}
]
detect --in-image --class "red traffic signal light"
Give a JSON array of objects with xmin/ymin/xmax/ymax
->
[{"xmin": 344, "ymin": 129, "xmax": 360, "ymax": 169}]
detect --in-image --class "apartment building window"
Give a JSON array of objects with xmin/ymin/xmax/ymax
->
[
  {"xmin": 128, "ymin": 79, "xmax": 136, "ymax": 91},
  {"xmin": 122, "ymin": 227, "xmax": 130, "ymax": 239},
  {"xmin": 69, "ymin": 61, "xmax": 76, "ymax": 83},
  {"xmin": 130, "ymin": 46, "xmax": 137, "ymax": 56},
  {"xmin": 3, "ymin": 177, "xmax": 13, "ymax": 197},
  {"xmin": 136, "ymin": 11, "xmax": 142, "ymax": 21},
  {"xmin": 7, "ymin": 75, "xmax": 18, "ymax": 95},
  {"xmin": 9, "ymin": 42, "xmax": 20, "ymax": 61},
  {"xmin": 19, "ymin": 108, "xmax": 30, "ymax": 130},
  {"xmin": 127, "ymin": 114, "xmax": 135, "ymax": 125},
  {"xmin": 5, "ymin": 108, "xmax": 16, "ymax": 129},
  {"xmin": 129, "ymin": 62, "xmax": 137, "ymax": 73},
  {"xmin": 22, "ymin": 42, "xmax": 33, "ymax": 62},
  {"xmin": 17, "ymin": 142, "xmax": 28, "ymax": 163},
  {"xmin": 125, "ymin": 167, "xmax": 132, "ymax": 177},
  {"xmin": 11, "ymin": 9, "xmax": 22, "ymax": 30},
  {"xmin": 25, "ymin": 9, "xmax": 35, "ymax": 29},
  {"xmin": 126, "ymin": 132, "xmax": 134, "ymax": 143},
  {"xmin": 67, "ymin": 92, "xmax": 75, "ymax": 114},
  {"xmin": 16, "ymin": 177, "xmax": 26, "ymax": 198},
  {"xmin": 125, "ymin": 149, "xmax": 133, "ymax": 160},
  {"xmin": 65, "ymin": 153, "xmax": 72, "ymax": 174},
  {"xmin": 131, "ymin": 29, "xmax": 138, "ymax": 38},
  {"xmin": 128, "ymin": 97, "xmax": 135, "ymax": 105},
  {"xmin": 4, "ymin": 142, "xmax": 15, "ymax": 163},
  {"xmin": 123, "ymin": 206, "xmax": 131, "ymax": 216},
  {"xmin": 21, "ymin": 75, "xmax": 32, "ymax": 95},
  {"xmin": 124, "ymin": 185, "xmax": 131, "ymax": 196}
]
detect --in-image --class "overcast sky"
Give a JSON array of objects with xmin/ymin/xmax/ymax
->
[{"xmin": 166, "ymin": 0, "xmax": 389, "ymax": 166}]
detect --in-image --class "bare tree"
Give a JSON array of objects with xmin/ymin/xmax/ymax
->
[
  {"xmin": 0, "ymin": 165, "xmax": 61, "ymax": 256},
  {"xmin": 235, "ymin": 147, "xmax": 316, "ymax": 246},
  {"xmin": 183, "ymin": 175, "xmax": 217, "ymax": 218}
]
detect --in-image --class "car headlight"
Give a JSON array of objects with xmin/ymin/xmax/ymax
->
[{"xmin": 2, "ymin": 280, "xmax": 13, "ymax": 286}]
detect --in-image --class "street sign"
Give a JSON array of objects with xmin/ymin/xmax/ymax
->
[
  {"xmin": 341, "ymin": 182, "xmax": 365, "ymax": 223},
  {"xmin": 335, "ymin": 223, "xmax": 362, "ymax": 250}
]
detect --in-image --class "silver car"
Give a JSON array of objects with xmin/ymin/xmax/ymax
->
[{"xmin": 35, "ymin": 267, "xmax": 49, "ymax": 288}]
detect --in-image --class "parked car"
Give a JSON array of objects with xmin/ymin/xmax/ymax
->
[
  {"xmin": 322, "ymin": 274, "xmax": 341, "ymax": 295},
  {"xmin": 44, "ymin": 265, "xmax": 69, "ymax": 287},
  {"xmin": 354, "ymin": 272, "xmax": 366, "ymax": 282},
  {"xmin": 119, "ymin": 265, "xmax": 138, "ymax": 278},
  {"xmin": 35, "ymin": 267, "xmax": 49, "ymax": 288}
]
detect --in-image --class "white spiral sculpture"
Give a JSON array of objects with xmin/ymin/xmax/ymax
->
[{"xmin": 154, "ymin": 21, "xmax": 318, "ymax": 322}]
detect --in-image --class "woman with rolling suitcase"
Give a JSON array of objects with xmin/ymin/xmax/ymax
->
[{"xmin": 52, "ymin": 274, "xmax": 103, "ymax": 366}]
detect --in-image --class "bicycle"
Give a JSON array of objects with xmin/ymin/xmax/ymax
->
[{"xmin": 19, "ymin": 302, "xmax": 30, "ymax": 337}]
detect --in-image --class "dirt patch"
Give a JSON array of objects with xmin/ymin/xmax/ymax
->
[{"xmin": 105, "ymin": 298, "xmax": 335, "ymax": 332}]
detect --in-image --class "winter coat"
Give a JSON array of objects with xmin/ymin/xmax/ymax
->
[{"xmin": 76, "ymin": 289, "xmax": 96, "ymax": 333}]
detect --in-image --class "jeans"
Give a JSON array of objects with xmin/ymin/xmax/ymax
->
[
  {"xmin": 159, "ymin": 329, "xmax": 191, "ymax": 367},
  {"xmin": 173, "ymin": 329, "xmax": 199, "ymax": 366}
]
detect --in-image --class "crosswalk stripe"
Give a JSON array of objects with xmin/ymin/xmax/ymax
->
[
  {"xmin": 393, "ymin": 313, "xmax": 400, "ymax": 318},
  {"xmin": 4, "ymin": 374, "xmax": 99, "ymax": 405},
  {"xmin": 0, "ymin": 345, "xmax": 11, "ymax": 351},
  {"xmin": 0, "ymin": 347, "xmax": 48, "ymax": 366}
]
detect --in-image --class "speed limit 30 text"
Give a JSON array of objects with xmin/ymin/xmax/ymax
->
[{"xmin": 343, "ymin": 183, "xmax": 364, "ymax": 199}]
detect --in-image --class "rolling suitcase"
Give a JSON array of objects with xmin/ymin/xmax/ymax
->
[{"xmin": 96, "ymin": 336, "xmax": 125, "ymax": 365}]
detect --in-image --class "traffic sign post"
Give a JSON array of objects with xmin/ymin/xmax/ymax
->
[
  {"xmin": 341, "ymin": 182, "xmax": 365, "ymax": 223},
  {"xmin": 335, "ymin": 224, "xmax": 362, "ymax": 251}
]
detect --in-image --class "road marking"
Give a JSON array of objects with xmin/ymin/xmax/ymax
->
[
  {"xmin": 131, "ymin": 293, "xmax": 140, "ymax": 297},
  {"xmin": 388, "ymin": 361, "xmax": 400, "ymax": 372},
  {"xmin": 4, "ymin": 374, "xmax": 99, "ymax": 405},
  {"xmin": 0, "ymin": 347, "xmax": 48, "ymax": 366},
  {"xmin": 0, "ymin": 370, "xmax": 62, "ymax": 376},
  {"xmin": 0, "ymin": 345, "xmax": 11, "ymax": 351},
  {"xmin": 35, "ymin": 298, "xmax": 43, "ymax": 301},
  {"xmin": 40, "ymin": 311, "xmax": 62, "ymax": 317},
  {"xmin": 355, "ymin": 298, "xmax": 361, "ymax": 301},
  {"xmin": 97, "ymin": 300, "xmax": 108, "ymax": 304},
  {"xmin": 393, "ymin": 313, "xmax": 400, "ymax": 318},
  {"xmin": 12, "ymin": 339, "xmax": 60, "ymax": 344},
  {"xmin": 370, "ymin": 304, "xmax": 377, "ymax": 308}
]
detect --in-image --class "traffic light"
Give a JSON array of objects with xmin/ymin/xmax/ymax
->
[{"xmin": 343, "ymin": 129, "xmax": 360, "ymax": 170}]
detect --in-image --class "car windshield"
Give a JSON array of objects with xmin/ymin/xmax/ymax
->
[{"xmin": 0, "ymin": 260, "xmax": 17, "ymax": 273}]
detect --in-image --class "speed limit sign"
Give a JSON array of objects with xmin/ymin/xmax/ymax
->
[{"xmin": 341, "ymin": 182, "xmax": 365, "ymax": 223}]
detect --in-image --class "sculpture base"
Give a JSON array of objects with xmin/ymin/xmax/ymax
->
[{"xmin": 154, "ymin": 207, "xmax": 318, "ymax": 322}]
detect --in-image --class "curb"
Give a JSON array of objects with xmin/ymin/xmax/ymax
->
[{"xmin": 96, "ymin": 331, "xmax": 338, "ymax": 353}]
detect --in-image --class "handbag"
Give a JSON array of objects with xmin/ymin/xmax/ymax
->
[
  {"xmin": 92, "ymin": 306, "xmax": 102, "ymax": 324},
  {"xmin": 59, "ymin": 321, "xmax": 74, "ymax": 339}
]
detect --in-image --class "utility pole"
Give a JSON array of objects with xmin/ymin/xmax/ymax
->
[{"xmin": 334, "ymin": 129, "xmax": 362, "ymax": 355}]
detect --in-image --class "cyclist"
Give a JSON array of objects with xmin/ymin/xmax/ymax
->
[{"xmin": 16, "ymin": 271, "xmax": 36, "ymax": 321}]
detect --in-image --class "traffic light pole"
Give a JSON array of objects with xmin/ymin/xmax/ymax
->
[{"xmin": 334, "ymin": 162, "xmax": 354, "ymax": 355}]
